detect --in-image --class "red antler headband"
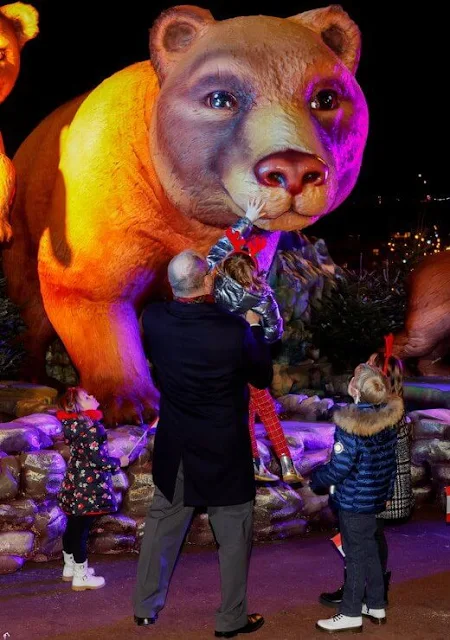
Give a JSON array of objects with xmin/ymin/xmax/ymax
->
[
  {"xmin": 225, "ymin": 228, "xmax": 267, "ymax": 264},
  {"xmin": 383, "ymin": 334, "xmax": 394, "ymax": 374}
]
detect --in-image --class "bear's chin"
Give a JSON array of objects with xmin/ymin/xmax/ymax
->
[{"xmin": 255, "ymin": 210, "xmax": 323, "ymax": 232}]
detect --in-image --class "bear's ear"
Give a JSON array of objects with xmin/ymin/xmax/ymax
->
[
  {"xmin": 0, "ymin": 2, "xmax": 39, "ymax": 49},
  {"xmin": 150, "ymin": 5, "xmax": 215, "ymax": 82},
  {"xmin": 289, "ymin": 5, "xmax": 361, "ymax": 74}
]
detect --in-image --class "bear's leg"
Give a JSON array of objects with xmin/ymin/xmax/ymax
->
[
  {"xmin": 12, "ymin": 285, "xmax": 56, "ymax": 384},
  {"xmin": 42, "ymin": 293, "xmax": 158, "ymax": 425},
  {"xmin": 417, "ymin": 338, "xmax": 450, "ymax": 376},
  {"xmin": 394, "ymin": 305, "xmax": 450, "ymax": 359}
]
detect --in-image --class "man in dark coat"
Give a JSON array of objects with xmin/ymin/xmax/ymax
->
[{"xmin": 133, "ymin": 249, "xmax": 273, "ymax": 638}]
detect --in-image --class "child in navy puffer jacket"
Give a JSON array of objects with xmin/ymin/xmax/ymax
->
[{"xmin": 311, "ymin": 363, "xmax": 402, "ymax": 634}]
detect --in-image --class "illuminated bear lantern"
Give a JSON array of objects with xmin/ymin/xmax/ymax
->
[
  {"xmin": 0, "ymin": 2, "xmax": 38, "ymax": 242},
  {"xmin": 3, "ymin": 5, "xmax": 368, "ymax": 424}
]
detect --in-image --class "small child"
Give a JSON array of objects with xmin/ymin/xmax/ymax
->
[
  {"xmin": 207, "ymin": 198, "xmax": 302, "ymax": 484},
  {"xmin": 57, "ymin": 387, "xmax": 129, "ymax": 591},
  {"xmin": 311, "ymin": 363, "xmax": 402, "ymax": 633},
  {"xmin": 319, "ymin": 339, "xmax": 413, "ymax": 608},
  {"xmin": 368, "ymin": 346, "xmax": 413, "ymax": 588}
]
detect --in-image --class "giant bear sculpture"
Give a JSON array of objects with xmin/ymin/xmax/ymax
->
[
  {"xmin": 0, "ymin": 2, "xmax": 38, "ymax": 242},
  {"xmin": 394, "ymin": 252, "xmax": 450, "ymax": 376},
  {"xmin": 3, "ymin": 5, "xmax": 368, "ymax": 424}
]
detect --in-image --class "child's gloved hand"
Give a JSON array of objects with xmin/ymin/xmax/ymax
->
[{"xmin": 245, "ymin": 197, "xmax": 265, "ymax": 222}]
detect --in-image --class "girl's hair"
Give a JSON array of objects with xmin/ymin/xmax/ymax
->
[
  {"xmin": 367, "ymin": 353, "xmax": 404, "ymax": 397},
  {"xmin": 218, "ymin": 252, "xmax": 266, "ymax": 290},
  {"xmin": 353, "ymin": 364, "xmax": 389, "ymax": 405},
  {"xmin": 59, "ymin": 387, "xmax": 84, "ymax": 413}
]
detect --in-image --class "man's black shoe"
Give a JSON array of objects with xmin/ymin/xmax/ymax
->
[
  {"xmin": 215, "ymin": 613, "xmax": 264, "ymax": 637},
  {"xmin": 134, "ymin": 614, "xmax": 158, "ymax": 626},
  {"xmin": 319, "ymin": 585, "xmax": 344, "ymax": 607},
  {"xmin": 319, "ymin": 572, "xmax": 391, "ymax": 609}
]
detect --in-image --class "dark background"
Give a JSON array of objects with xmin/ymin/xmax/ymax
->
[{"xmin": 1, "ymin": 0, "xmax": 446, "ymax": 262}]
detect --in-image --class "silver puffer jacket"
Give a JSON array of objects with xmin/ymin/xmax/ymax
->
[{"xmin": 207, "ymin": 217, "xmax": 283, "ymax": 344}]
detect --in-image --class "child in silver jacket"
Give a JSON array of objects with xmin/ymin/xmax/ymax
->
[{"xmin": 207, "ymin": 199, "xmax": 302, "ymax": 484}]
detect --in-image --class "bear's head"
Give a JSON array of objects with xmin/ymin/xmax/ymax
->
[
  {"xmin": 0, "ymin": 2, "xmax": 39, "ymax": 104},
  {"xmin": 149, "ymin": 5, "xmax": 368, "ymax": 232}
]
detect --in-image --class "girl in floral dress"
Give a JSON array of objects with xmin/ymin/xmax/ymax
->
[{"xmin": 57, "ymin": 387, "xmax": 129, "ymax": 591}]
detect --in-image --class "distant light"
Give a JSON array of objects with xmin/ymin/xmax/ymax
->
[
  {"xmin": 402, "ymin": 259, "xmax": 407, "ymax": 263},
  {"xmin": 427, "ymin": 240, "xmax": 432, "ymax": 244},
  {"xmin": 418, "ymin": 174, "xmax": 422, "ymax": 177}
]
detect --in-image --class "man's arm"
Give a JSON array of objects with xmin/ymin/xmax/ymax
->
[{"xmin": 243, "ymin": 317, "xmax": 273, "ymax": 389}]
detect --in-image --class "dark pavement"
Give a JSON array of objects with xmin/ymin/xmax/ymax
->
[{"xmin": 1, "ymin": 507, "xmax": 449, "ymax": 640}]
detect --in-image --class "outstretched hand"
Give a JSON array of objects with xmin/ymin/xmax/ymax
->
[{"xmin": 245, "ymin": 197, "xmax": 265, "ymax": 222}]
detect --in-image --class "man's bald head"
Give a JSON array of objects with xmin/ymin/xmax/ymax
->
[{"xmin": 168, "ymin": 250, "xmax": 209, "ymax": 298}]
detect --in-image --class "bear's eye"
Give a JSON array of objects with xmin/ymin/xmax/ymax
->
[
  {"xmin": 207, "ymin": 91, "xmax": 238, "ymax": 110},
  {"xmin": 311, "ymin": 90, "xmax": 339, "ymax": 111}
]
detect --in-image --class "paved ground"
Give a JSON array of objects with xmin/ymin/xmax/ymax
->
[{"xmin": 1, "ymin": 507, "xmax": 449, "ymax": 640}]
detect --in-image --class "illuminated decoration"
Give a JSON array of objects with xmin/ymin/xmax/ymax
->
[
  {"xmin": 2, "ymin": 5, "xmax": 369, "ymax": 425},
  {"xmin": 375, "ymin": 192, "xmax": 450, "ymax": 204},
  {"xmin": 385, "ymin": 225, "xmax": 442, "ymax": 266},
  {"xmin": 0, "ymin": 2, "xmax": 39, "ymax": 243}
]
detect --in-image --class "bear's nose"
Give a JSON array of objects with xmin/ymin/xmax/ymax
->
[{"xmin": 254, "ymin": 150, "xmax": 328, "ymax": 196}]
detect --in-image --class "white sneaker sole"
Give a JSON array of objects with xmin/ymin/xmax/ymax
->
[
  {"xmin": 316, "ymin": 623, "xmax": 363, "ymax": 634},
  {"xmin": 72, "ymin": 583, "xmax": 105, "ymax": 591},
  {"xmin": 362, "ymin": 613, "xmax": 386, "ymax": 625}
]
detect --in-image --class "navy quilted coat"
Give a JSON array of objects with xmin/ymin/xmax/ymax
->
[{"xmin": 310, "ymin": 397, "xmax": 403, "ymax": 514}]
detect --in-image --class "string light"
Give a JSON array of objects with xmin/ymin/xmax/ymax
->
[{"xmin": 380, "ymin": 225, "xmax": 442, "ymax": 267}]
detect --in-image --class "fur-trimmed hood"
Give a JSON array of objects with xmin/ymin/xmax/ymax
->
[{"xmin": 334, "ymin": 396, "xmax": 404, "ymax": 437}]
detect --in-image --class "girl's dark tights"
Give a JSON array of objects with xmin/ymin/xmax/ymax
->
[{"xmin": 62, "ymin": 515, "xmax": 97, "ymax": 563}]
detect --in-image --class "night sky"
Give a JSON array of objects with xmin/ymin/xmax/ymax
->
[{"xmin": 1, "ymin": 0, "xmax": 447, "ymax": 246}]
